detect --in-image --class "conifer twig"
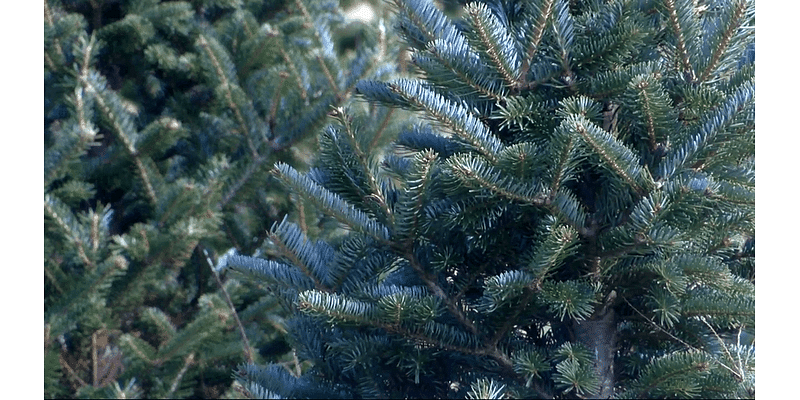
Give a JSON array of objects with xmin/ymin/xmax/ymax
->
[
  {"xmin": 663, "ymin": 0, "xmax": 696, "ymax": 81},
  {"xmin": 196, "ymin": 34, "xmax": 260, "ymax": 159},
  {"xmin": 293, "ymin": 0, "xmax": 313, "ymax": 22},
  {"xmin": 278, "ymin": 47, "xmax": 309, "ymax": 102},
  {"xmin": 632, "ymin": 80, "xmax": 660, "ymax": 151},
  {"xmin": 204, "ymin": 247, "xmax": 254, "ymax": 364},
  {"xmin": 404, "ymin": 251, "xmax": 479, "ymax": 336},
  {"xmin": 621, "ymin": 294, "xmax": 741, "ymax": 377},
  {"xmin": 120, "ymin": 335, "xmax": 155, "ymax": 365},
  {"xmin": 519, "ymin": 0, "xmax": 556, "ymax": 87},
  {"xmin": 316, "ymin": 55, "xmax": 341, "ymax": 99},
  {"xmin": 166, "ymin": 353, "xmax": 195, "ymax": 398},
  {"xmin": 92, "ymin": 331, "xmax": 99, "ymax": 387},
  {"xmin": 59, "ymin": 354, "xmax": 89, "ymax": 389},
  {"xmin": 218, "ymin": 155, "xmax": 266, "ymax": 209},
  {"xmin": 465, "ymin": 3, "xmax": 518, "ymax": 86},
  {"xmin": 368, "ymin": 108, "xmax": 394, "ymax": 152},
  {"xmin": 700, "ymin": 317, "xmax": 743, "ymax": 381},
  {"xmin": 294, "ymin": 194, "xmax": 309, "ymax": 237},
  {"xmin": 572, "ymin": 120, "xmax": 645, "ymax": 196},
  {"xmin": 333, "ymin": 107, "xmax": 393, "ymax": 223},
  {"xmin": 736, "ymin": 324, "xmax": 746, "ymax": 380},
  {"xmin": 44, "ymin": 198, "xmax": 95, "ymax": 270},
  {"xmin": 75, "ymin": 35, "xmax": 159, "ymax": 207},
  {"xmin": 698, "ymin": 0, "xmax": 748, "ymax": 82},
  {"xmin": 45, "ymin": 263, "xmax": 65, "ymax": 295},
  {"xmin": 44, "ymin": 0, "xmax": 63, "ymax": 70},
  {"xmin": 621, "ymin": 294, "xmax": 692, "ymax": 348}
]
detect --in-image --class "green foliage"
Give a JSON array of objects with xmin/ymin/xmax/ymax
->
[
  {"xmin": 44, "ymin": 0, "xmax": 401, "ymax": 397},
  {"xmin": 227, "ymin": 0, "xmax": 755, "ymax": 398}
]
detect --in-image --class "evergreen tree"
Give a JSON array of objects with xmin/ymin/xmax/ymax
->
[
  {"xmin": 44, "ymin": 0, "xmax": 400, "ymax": 397},
  {"xmin": 226, "ymin": 0, "xmax": 755, "ymax": 398}
]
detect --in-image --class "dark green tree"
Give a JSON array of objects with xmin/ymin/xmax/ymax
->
[
  {"xmin": 44, "ymin": 0, "xmax": 401, "ymax": 397},
  {"xmin": 226, "ymin": 0, "xmax": 755, "ymax": 398}
]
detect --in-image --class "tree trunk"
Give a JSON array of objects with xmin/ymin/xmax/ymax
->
[{"xmin": 572, "ymin": 306, "xmax": 617, "ymax": 399}]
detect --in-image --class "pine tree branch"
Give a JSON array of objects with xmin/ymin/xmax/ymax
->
[
  {"xmin": 166, "ymin": 353, "xmax": 195, "ymax": 398},
  {"xmin": 699, "ymin": 318, "xmax": 743, "ymax": 381},
  {"xmin": 402, "ymin": 249, "xmax": 479, "ymax": 337},
  {"xmin": 88, "ymin": 208, "xmax": 100, "ymax": 252},
  {"xmin": 464, "ymin": 2, "xmax": 520, "ymax": 87},
  {"xmin": 80, "ymin": 88, "xmax": 159, "ymax": 207},
  {"xmin": 293, "ymin": 193, "xmax": 310, "ymax": 237},
  {"xmin": 698, "ymin": 0, "xmax": 749, "ymax": 82},
  {"xmin": 624, "ymin": 351, "xmax": 715, "ymax": 398},
  {"xmin": 632, "ymin": 78, "xmax": 660, "ymax": 152},
  {"xmin": 663, "ymin": 0, "xmax": 697, "ymax": 81},
  {"xmin": 218, "ymin": 154, "xmax": 266, "ymax": 209},
  {"xmin": 268, "ymin": 71, "xmax": 290, "ymax": 127},
  {"xmin": 620, "ymin": 293, "xmax": 748, "ymax": 382},
  {"xmin": 569, "ymin": 115, "xmax": 648, "ymax": 195},
  {"xmin": 389, "ymin": 80, "xmax": 503, "ymax": 162},
  {"xmin": 551, "ymin": 0, "xmax": 575, "ymax": 80},
  {"xmin": 204, "ymin": 247, "xmax": 255, "ymax": 364},
  {"xmin": 44, "ymin": 196, "xmax": 95, "ymax": 270},
  {"xmin": 278, "ymin": 46, "xmax": 309, "ymax": 102},
  {"xmin": 44, "ymin": 0, "xmax": 64, "ymax": 69},
  {"xmin": 368, "ymin": 108, "xmax": 394, "ymax": 152},
  {"xmin": 196, "ymin": 34, "xmax": 260, "ymax": 159},
  {"xmin": 447, "ymin": 153, "xmax": 547, "ymax": 205},
  {"xmin": 268, "ymin": 231, "xmax": 329, "ymax": 292},
  {"xmin": 120, "ymin": 335, "xmax": 157, "ymax": 365},
  {"xmin": 332, "ymin": 108, "xmax": 394, "ymax": 225},
  {"xmin": 735, "ymin": 324, "xmax": 746, "ymax": 381},
  {"xmin": 45, "ymin": 87, "xmax": 99, "ymax": 186},
  {"xmin": 299, "ymin": 287, "xmax": 553, "ymax": 398},
  {"xmin": 317, "ymin": 55, "xmax": 342, "ymax": 99},
  {"xmin": 519, "ymin": 0, "xmax": 556, "ymax": 87},
  {"xmin": 59, "ymin": 353, "xmax": 89, "ymax": 389},
  {"xmin": 45, "ymin": 264, "xmax": 65, "ymax": 295},
  {"xmin": 658, "ymin": 79, "xmax": 754, "ymax": 178},
  {"xmin": 298, "ymin": 291, "xmax": 377, "ymax": 325},
  {"xmin": 392, "ymin": 0, "xmax": 457, "ymax": 47},
  {"xmin": 91, "ymin": 330, "xmax": 99, "ymax": 387},
  {"xmin": 274, "ymin": 162, "xmax": 390, "ymax": 241},
  {"xmin": 395, "ymin": 150, "xmax": 437, "ymax": 244},
  {"xmin": 621, "ymin": 294, "xmax": 695, "ymax": 346},
  {"xmin": 44, "ymin": 50, "xmax": 58, "ymax": 73},
  {"xmin": 547, "ymin": 135, "xmax": 578, "ymax": 197},
  {"xmin": 75, "ymin": 35, "xmax": 158, "ymax": 206},
  {"xmin": 417, "ymin": 43, "xmax": 505, "ymax": 102}
]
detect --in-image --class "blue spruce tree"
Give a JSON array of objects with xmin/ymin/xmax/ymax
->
[{"xmin": 225, "ymin": 0, "xmax": 755, "ymax": 398}]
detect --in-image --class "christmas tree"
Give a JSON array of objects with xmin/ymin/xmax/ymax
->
[
  {"xmin": 44, "ymin": 0, "xmax": 401, "ymax": 397},
  {"xmin": 226, "ymin": 0, "xmax": 755, "ymax": 398}
]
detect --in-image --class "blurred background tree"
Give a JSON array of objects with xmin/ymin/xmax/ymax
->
[{"xmin": 44, "ymin": 0, "xmax": 405, "ymax": 397}]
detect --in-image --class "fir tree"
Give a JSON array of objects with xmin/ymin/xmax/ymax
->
[
  {"xmin": 44, "ymin": 0, "xmax": 400, "ymax": 397},
  {"xmin": 226, "ymin": 0, "xmax": 755, "ymax": 398}
]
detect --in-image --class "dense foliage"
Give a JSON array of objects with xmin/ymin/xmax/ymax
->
[
  {"xmin": 44, "ymin": 0, "xmax": 401, "ymax": 397},
  {"xmin": 226, "ymin": 0, "xmax": 755, "ymax": 398}
]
